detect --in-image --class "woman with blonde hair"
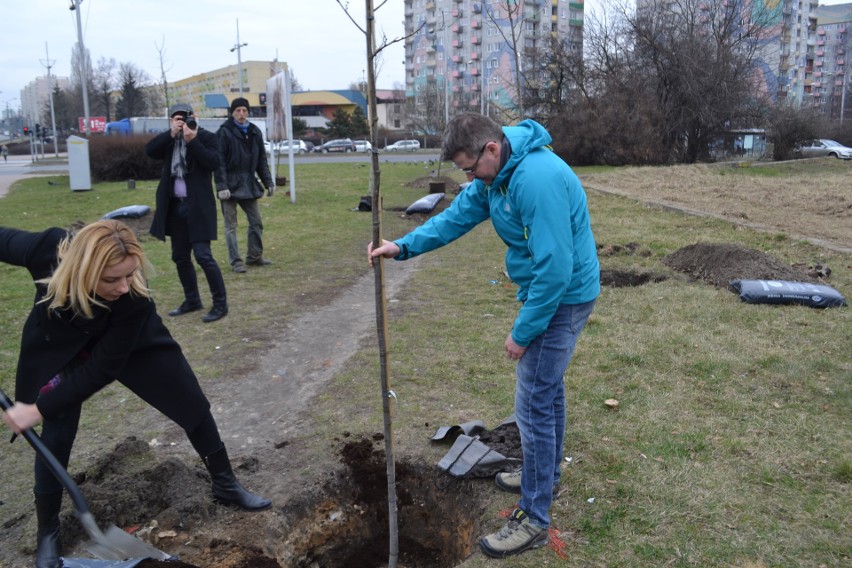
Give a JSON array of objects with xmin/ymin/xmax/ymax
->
[{"xmin": 0, "ymin": 220, "xmax": 270, "ymax": 568}]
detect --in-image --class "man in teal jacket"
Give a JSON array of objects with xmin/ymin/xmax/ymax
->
[{"xmin": 370, "ymin": 112, "xmax": 600, "ymax": 558}]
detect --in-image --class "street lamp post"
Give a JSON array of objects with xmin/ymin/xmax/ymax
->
[
  {"xmin": 4, "ymin": 98, "xmax": 17, "ymax": 138},
  {"xmin": 41, "ymin": 43, "xmax": 59, "ymax": 157},
  {"xmin": 69, "ymin": 0, "xmax": 91, "ymax": 136},
  {"xmin": 230, "ymin": 19, "xmax": 248, "ymax": 96}
]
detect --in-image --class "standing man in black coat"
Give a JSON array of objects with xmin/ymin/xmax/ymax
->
[
  {"xmin": 147, "ymin": 103, "xmax": 229, "ymax": 323},
  {"xmin": 216, "ymin": 97, "xmax": 274, "ymax": 274}
]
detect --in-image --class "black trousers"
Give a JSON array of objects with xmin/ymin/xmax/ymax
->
[
  {"xmin": 167, "ymin": 200, "xmax": 227, "ymax": 308},
  {"xmin": 35, "ymin": 406, "xmax": 224, "ymax": 495}
]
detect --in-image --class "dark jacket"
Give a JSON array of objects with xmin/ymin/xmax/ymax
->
[
  {"xmin": 0, "ymin": 226, "xmax": 211, "ymax": 431},
  {"xmin": 217, "ymin": 119, "xmax": 273, "ymax": 200},
  {"xmin": 147, "ymin": 127, "xmax": 221, "ymax": 243}
]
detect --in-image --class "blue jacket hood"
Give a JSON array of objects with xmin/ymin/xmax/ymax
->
[{"xmin": 491, "ymin": 120, "xmax": 553, "ymax": 189}]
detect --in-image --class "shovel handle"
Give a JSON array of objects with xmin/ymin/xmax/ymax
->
[{"xmin": 0, "ymin": 387, "xmax": 92, "ymax": 517}]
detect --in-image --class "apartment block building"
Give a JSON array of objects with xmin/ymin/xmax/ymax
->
[
  {"xmin": 20, "ymin": 75, "xmax": 70, "ymax": 126},
  {"xmin": 403, "ymin": 0, "xmax": 584, "ymax": 122},
  {"xmin": 812, "ymin": 3, "xmax": 852, "ymax": 121}
]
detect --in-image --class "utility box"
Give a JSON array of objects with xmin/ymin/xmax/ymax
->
[{"xmin": 67, "ymin": 135, "xmax": 92, "ymax": 191}]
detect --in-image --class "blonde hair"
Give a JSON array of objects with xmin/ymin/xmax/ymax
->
[{"xmin": 41, "ymin": 220, "xmax": 151, "ymax": 318}]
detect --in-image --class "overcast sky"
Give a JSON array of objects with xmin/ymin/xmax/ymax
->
[
  {"xmin": 5, "ymin": 1, "xmax": 850, "ymax": 114},
  {"xmin": 1, "ymin": 0, "xmax": 406, "ymax": 111}
]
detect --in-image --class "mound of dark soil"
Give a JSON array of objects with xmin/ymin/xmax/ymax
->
[
  {"xmin": 404, "ymin": 174, "xmax": 459, "ymax": 191},
  {"xmin": 663, "ymin": 242, "xmax": 815, "ymax": 288}
]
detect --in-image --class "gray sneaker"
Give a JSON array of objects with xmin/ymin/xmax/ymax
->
[
  {"xmin": 495, "ymin": 469, "xmax": 560, "ymax": 497},
  {"xmin": 479, "ymin": 508, "xmax": 548, "ymax": 558}
]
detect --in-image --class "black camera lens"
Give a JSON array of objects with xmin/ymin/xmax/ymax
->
[{"xmin": 185, "ymin": 117, "xmax": 198, "ymax": 130}]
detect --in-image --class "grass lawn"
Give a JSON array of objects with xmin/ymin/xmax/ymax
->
[{"xmin": 0, "ymin": 159, "xmax": 849, "ymax": 567}]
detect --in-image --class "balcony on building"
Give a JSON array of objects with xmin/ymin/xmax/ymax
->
[
  {"xmin": 452, "ymin": 23, "xmax": 462, "ymax": 33},
  {"xmin": 472, "ymin": 3, "xmax": 482, "ymax": 14},
  {"xmin": 570, "ymin": 2, "xmax": 584, "ymax": 10},
  {"xmin": 426, "ymin": 1, "xmax": 435, "ymax": 10},
  {"xmin": 452, "ymin": 39, "xmax": 461, "ymax": 47},
  {"xmin": 427, "ymin": 58, "xmax": 437, "ymax": 67},
  {"xmin": 470, "ymin": 52, "xmax": 479, "ymax": 60},
  {"xmin": 452, "ymin": 70, "xmax": 463, "ymax": 78},
  {"xmin": 839, "ymin": 59, "xmax": 845, "ymax": 66},
  {"xmin": 472, "ymin": 19, "xmax": 481, "ymax": 29},
  {"xmin": 472, "ymin": 35, "xmax": 481, "ymax": 44},
  {"xmin": 452, "ymin": 54, "xmax": 462, "ymax": 63},
  {"xmin": 452, "ymin": 8, "xmax": 459, "ymax": 17}
]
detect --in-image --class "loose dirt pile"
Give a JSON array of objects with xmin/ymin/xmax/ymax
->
[{"xmin": 663, "ymin": 242, "xmax": 817, "ymax": 288}]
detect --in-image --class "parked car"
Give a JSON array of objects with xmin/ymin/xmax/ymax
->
[
  {"xmin": 277, "ymin": 139, "xmax": 309, "ymax": 154},
  {"xmin": 353, "ymin": 140, "xmax": 372, "ymax": 152},
  {"xmin": 384, "ymin": 139, "xmax": 421, "ymax": 152},
  {"xmin": 795, "ymin": 139, "xmax": 852, "ymax": 160},
  {"xmin": 316, "ymin": 138, "xmax": 356, "ymax": 153}
]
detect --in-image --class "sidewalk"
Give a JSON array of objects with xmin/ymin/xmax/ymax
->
[{"xmin": 0, "ymin": 153, "xmax": 68, "ymax": 198}]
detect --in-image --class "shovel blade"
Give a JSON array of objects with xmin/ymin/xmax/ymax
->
[{"xmin": 83, "ymin": 524, "xmax": 172, "ymax": 561}]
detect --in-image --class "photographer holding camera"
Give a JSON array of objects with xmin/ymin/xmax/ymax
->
[{"xmin": 147, "ymin": 103, "xmax": 229, "ymax": 323}]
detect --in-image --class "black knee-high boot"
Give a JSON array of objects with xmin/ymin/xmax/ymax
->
[
  {"xmin": 34, "ymin": 491, "xmax": 63, "ymax": 568},
  {"xmin": 203, "ymin": 446, "xmax": 271, "ymax": 512}
]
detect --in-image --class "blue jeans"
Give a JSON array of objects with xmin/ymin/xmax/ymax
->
[
  {"xmin": 221, "ymin": 198, "xmax": 264, "ymax": 266},
  {"xmin": 516, "ymin": 299, "xmax": 595, "ymax": 530}
]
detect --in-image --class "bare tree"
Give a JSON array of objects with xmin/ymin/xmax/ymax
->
[
  {"xmin": 155, "ymin": 36, "xmax": 172, "ymax": 111},
  {"xmin": 404, "ymin": 77, "xmax": 448, "ymax": 135},
  {"xmin": 334, "ymin": 2, "xmax": 424, "ymax": 566},
  {"xmin": 92, "ymin": 57, "xmax": 117, "ymax": 122},
  {"xmin": 482, "ymin": 0, "xmax": 526, "ymax": 119}
]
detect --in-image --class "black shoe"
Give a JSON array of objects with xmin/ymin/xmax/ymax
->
[
  {"xmin": 246, "ymin": 258, "xmax": 272, "ymax": 266},
  {"xmin": 34, "ymin": 491, "xmax": 63, "ymax": 568},
  {"xmin": 202, "ymin": 305, "xmax": 228, "ymax": 323},
  {"xmin": 168, "ymin": 301, "xmax": 203, "ymax": 317},
  {"xmin": 232, "ymin": 262, "xmax": 247, "ymax": 274},
  {"xmin": 203, "ymin": 446, "xmax": 272, "ymax": 512}
]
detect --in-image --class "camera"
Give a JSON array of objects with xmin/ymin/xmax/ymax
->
[{"xmin": 185, "ymin": 115, "xmax": 198, "ymax": 130}]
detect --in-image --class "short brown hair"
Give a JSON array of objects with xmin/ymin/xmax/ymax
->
[{"xmin": 440, "ymin": 112, "xmax": 503, "ymax": 162}]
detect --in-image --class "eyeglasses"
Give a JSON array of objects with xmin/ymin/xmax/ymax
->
[{"xmin": 460, "ymin": 141, "xmax": 491, "ymax": 175}]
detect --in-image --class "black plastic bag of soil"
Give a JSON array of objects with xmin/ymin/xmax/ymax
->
[
  {"xmin": 729, "ymin": 279, "xmax": 847, "ymax": 308},
  {"xmin": 437, "ymin": 434, "xmax": 521, "ymax": 478},
  {"xmin": 102, "ymin": 205, "xmax": 151, "ymax": 220}
]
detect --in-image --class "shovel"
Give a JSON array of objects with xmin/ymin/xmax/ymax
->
[{"xmin": 0, "ymin": 387, "xmax": 171, "ymax": 561}]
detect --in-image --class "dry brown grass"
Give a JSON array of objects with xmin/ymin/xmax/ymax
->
[{"xmin": 580, "ymin": 159, "xmax": 852, "ymax": 252}]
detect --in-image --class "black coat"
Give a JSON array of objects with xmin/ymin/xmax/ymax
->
[
  {"xmin": 0, "ymin": 226, "xmax": 211, "ymax": 431},
  {"xmin": 217, "ymin": 119, "xmax": 273, "ymax": 200},
  {"xmin": 147, "ymin": 128, "xmax": 221, "ymax": 243}
]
